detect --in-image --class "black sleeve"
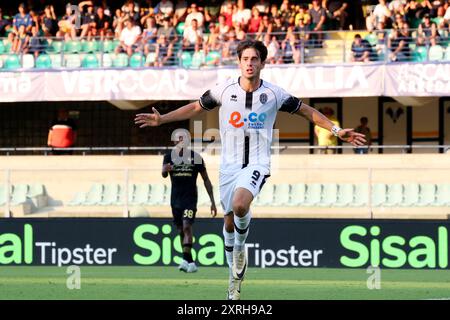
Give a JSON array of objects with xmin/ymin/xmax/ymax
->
[
  {"xmin": 199, "ymin": 89, "xmax": 221, "ymax": 111},
  {"xmin": 279, "ymin": 96, "xmax": 303, "ymax": 114},
  {"xmin": 163, "ymin": 152, "xmax": 172, "ymax": 165}
]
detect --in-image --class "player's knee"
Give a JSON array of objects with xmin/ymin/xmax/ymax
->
[
  {"xmin": 182, "ymin": 224, "xmax": 192, "ymax": 235},
  {"xmin": 232, "ymin": 202, "xmax": 248, "ymax": 217}
]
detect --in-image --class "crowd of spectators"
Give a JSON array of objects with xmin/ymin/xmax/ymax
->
[{"xmin": 0, "ymin": 1, "xmax": 449, "ymax": 66}]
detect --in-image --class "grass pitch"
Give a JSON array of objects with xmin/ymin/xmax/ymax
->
[{"xmin": 1, "ymin": 267, "xmax": 450, "ymax": 300}]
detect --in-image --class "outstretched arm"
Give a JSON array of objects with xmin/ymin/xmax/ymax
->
[
  {"xmin": 295, "ymin": 102, "xmax": 367, "ymax": 146},
  {"xmin": 134, "ymin": 101, "xmax": 205, "ymax": 127}
]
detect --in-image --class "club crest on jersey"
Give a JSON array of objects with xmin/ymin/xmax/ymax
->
[
  {"xmin": 230, "ymin": 94, "xmax": 238, "ymax": 102},
  {"xmin": 259, "ymin": 93, "xmax": 268, "ymax": 104}
]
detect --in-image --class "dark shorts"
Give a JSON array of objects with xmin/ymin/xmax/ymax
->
[{"xmin": 172, "ymin": 207, "xmax": 197, "ymax": 227}]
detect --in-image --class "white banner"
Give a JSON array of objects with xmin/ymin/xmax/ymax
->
[{"xmin": 0, "ymin": 63, "xmax": 448, "ymax": 102}]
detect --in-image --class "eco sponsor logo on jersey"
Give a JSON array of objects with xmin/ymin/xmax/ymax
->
[
  {"xmin": 229, "ymin": 111, "xmax": 267, "ymax": 129},
  {"xmin": 339, "ymin": 225, "xmax": 449, "ymax": 268}
]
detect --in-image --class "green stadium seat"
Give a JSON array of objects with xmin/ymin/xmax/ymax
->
[
  {"xmin": 129, "ymin": 53, "xmax": 144, "ymax": 67},
  {"xmin": 65, "ymin": 54, "xmax": 81, "ymax": 68},
  {"xmin": 176, "ymin": 22, "xmax": 185, "ymax": 35},
  {"xmin": 435, "ymin": 184, "xmax": 450, "ymax": 206},
  {"xmin": 82, "ymin": 53, "xmax": 99, "ymax": 68},
  {"xmin": 428, "ymin": 45, "xmax": 444, "ymax": 61},
  {"xmin": 28, "ymin": 184, "xmax": 45, "ymax": 198},
  {"xmin": 68, "ymin": 192, "xmax": 87, "ymax": 206},
  {"xmin": 180, "ymin": 51, "xmax": 192, "ymax": 68},
  {"xmin": 4, "ymin": 54, "xmax": 21, "ymax": 69},
  {"xmin": 100, "ymin": 184, "xmax": 120, "ymax": 206},
  {"xmin": 47, "ymin": 40, "xmax": 63, "ymax": 54},
  {"xmin": 112, "ymin": 53, "xmax": 129, "ymax": 67},
  {"xmin": 352, "ymin": 184, "xmax": 368, "ymax": 207},
  {"xmin": 304, "ymin": 183, "xmax": 322, "ymax": 206},
  {"xmin": 289, "ymin": 183, "xmax": 306, "ymax": 206},
  {"xmin": 418, "ymin": 183, "xmax": 436, "ymax": 206},
  {"xmin": 82, "ymin": 40, "xmax": 99, "ymax": 53},
  {"xmin": 272, "ymin": 184, "xmax": 290, "ymax": 206},
  {"xmin": 11, "ymin": 184, "xmax": 28, "ymax": 206},
  {"xmin": 22, "ymin": 54, "xmax": 34, "ymax": 69},
  {"xmin": 205, "ymin": 50, "xmax": 221, "ymax": 66},
  {"xmin": 49, "ymin": 54, "xmax": 63, "ymax": 68},
  {"xmin": 83, "ymin": 183, "xmax": 104, "ymax": 205},
  {"xmin": 191, "ymin": 51, "xmax": 205, "ymax": 68},
  {"xmin": 385, "ymin": 184, "xmax": 403, "ymax": 207},
  {"xmin": 148, "ymin": 183, "xmax": 166, "ymax": 205},
  {"xmin": 35, "ymin": 54, "xmax": 52, "ymax": 69},
  {"xmin": 319, "ymin": 183, "xmax": 338, "ymax": 207},
  {"xmin": 0, "ymin": 41, "xmax": 5, "ymax": 54},
  {"xmin": 101, "ymin": 40, "xmax": 115, "ymax": 53},
  {"xmin": 254, "ymin": 184, "xmax": 274, "ymax": 206},
  {"xmin": 117, "ymin": 184, "xmax": 135, "ymax": 205},
  {"xmin": 64, "ymin": 40, "xmax": 82, "ymax": 53},
  {"xmin": 401, "ymin": 183, "xmax": 419, "ymax": 207},
  {"xmin": 412, "ymin": 46, "xmax": 427, "ymax": 62},
  {"xmin": 364, "ymin": 33, "xmax": 377, "ymax": 47},
  {"xmin": 335, "ymin": 184, "xmax": 354, "ymax": 207},
  {"xmin": 101, "ymin": 53, "xmax": 113, "ymax": 67},
  {"xmin": 371, "ymin": 183, "xmax": 386, "ymax": 207},
  {"xmin": 132, "ymin": 184, "xmax": 150, "ymax": 205}
]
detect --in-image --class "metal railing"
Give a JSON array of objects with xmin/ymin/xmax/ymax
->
[
  {"xmin": 0, "ymin": 145, "xmax": 449, "ymax": 155},
  {"xmin": 1, "ymin": 28, "xmax": 449, "ymax": 70}
]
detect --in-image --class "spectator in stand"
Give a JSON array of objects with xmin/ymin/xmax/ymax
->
[
  {"xmin": 418, "ymin": 13, "xmax": 440, "ymax": 43},
  {"xmin": 221, "ymin": 30, "xmax": 239, "ymax": 63},
  {"xmin": 233, "ymin": 0, "xmax": 252, "ymax": 27},
  {"xmin": 205, "ymin": 22, "xmax": 222, "ymax": 52},
  {"xmin": 41, "ymin": 5, "xmax": 57, "ymax": 37},
  {"xmin": 9, "ymin": 3, "xmax": 33, "ymax": 45},
  {"xmin": 444, "ymin": 4, "xmax": 450, "ymax": 30},
  {"xmin": 174, "ymin": 0, "xmax": 188, "ymax": 25},
  {"xmin": 254, "ymin": 0, "xmax": 270, "ymax": 14},
  {"xmin": 309, "ymin": 0, "xmax": 327, "ymax": 47},
  {"xmin": 156, "ymin": 0, "xmax": 174, "ymax": 18},
  {"xmin": 57, "ymin": 4, "xmax": 77, "ymax": 40},
  {"xmin": 278, "ymin": 31, "xmax": 300, "ymax": 64},
  {"xmin": 185, "ymin": 3, "xmax": 204, "ymax": 28},
  {"xmin": 269, "ymin": 3, "xmax": 279, "ymax": 19},
  {"xmin": 205, "ymin": 0, "xmax": 222, "ymax": 23},
  {"xmin": 350, "ymin": 34, "xmax": 373, "ymax": 62},
  {"xmin": 0, "ymin": 8, "xmax": 11, "ymax": 37},
  {"xmin": 256, "ymin": 14, "xmax": 273, "ymax": 41},
  {"xmin": 79, "ymin": 1, "xmax": 97, "ymax": 40},
  {"xmin": 325, "ymin": 0, "xmax": 349, "ymax": 30},
  {"xmin": 405, "ymin": 0, "xmax": 420, "ymax": 23},
  {"xmin": 389, "ymin": 0, "xmax": 406, "ymax": 15},
  {"xmin": 272, "ymin": 16, "xmax": 288, "ymax": 41},
  {"xmin": 221, "ymin": 1, "xmax": 235, "ymax": 28},
  {"xmin": 113, "ymin": 8, "xmax": 127, "ymax": 38},
  {"xmin": 122, "ymin": 0, "xmax": 140, "ymax": 24},
  {"xmin": 367, "ymin": 0, "xmax": 392, "ymax": 31},
  {"xmin": 47, "ymin": 109, "xmax": 77, "ymax": 155},
  {"xmin": 279, "ymin": 0, "xmax": 292, "ymax": 21},
  {"xmin": 182, "ymin": 18, "xmax": 203, "ymax": 50},
  {"xmin": 12, "ymin": 24, "xmax": 29, "ymax": 54},
  {"xmin": 263, "ymin": 33, "xmax": 280, "ymax": 64},
  {"xmin": 142, "ymin": 16, "xmax": 158, "ymax": 47},
  {"xmin": 434, "ymin": 5, "xmax": 446, "ymax": 29},
  {"xmin": 95, "ymin": 6, "xmax": 112, "ymax": 40},
  {"xmin": 28, "ymin": 25, "xmax": 46, "ymax": 58},
  {"xmin": 234, "ymin": 22, "xmax": 247, "ymax": 40},
  {"xmin": 315, "ymin": 107, "xmax": 340, "ymax": 154},
  {"xmin": 388, "ymin": 26, "xmax": 411, "ymax": 61},
  {"xmin": 416, "ymin": 0, "xmax": 433, "ymax": 18},
  {"xmin": 354, "ymin": 117, "xmax": 372, "ymax": 154},
  {"xmin": 157, "ymin": 16, "xmax": 178, "ymax": 44},
  {"xmin": 248, "ymin": 7, "xmax": 262, "ymax": 34},
  {"xmin": 218, "ymin": 15, "xmax": 230, "ymax": 37},
  {"xmin": 115, "ymin": 17, "xmax": 141, "ymax": 56},
  {"xmin": 295, "ymin": 4, "xmax": 311, "ymax": 28},
  {"xmin": 150, "ymin": 34, "xmax": 174, "ymax": 67}
]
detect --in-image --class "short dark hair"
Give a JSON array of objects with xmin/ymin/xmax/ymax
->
[
  {"xmin": 237, "ymin": 40, "xmax": 268, "ymax": 63},
  {"xmin": 354, "ymin": 34, "xmax": 362, "ymax": 39}
]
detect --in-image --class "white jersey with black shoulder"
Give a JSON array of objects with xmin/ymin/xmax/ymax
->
[{"xmin": 199, "ymin": 77, "xmax": 303, "ymax": 174}]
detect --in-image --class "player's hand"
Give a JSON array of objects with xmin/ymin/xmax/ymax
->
[
  {"xmin": 134, "ymin": 107, "xmax": 162, "ymax": 128},
  {"xmin": 210, "ymin": 203, "xmax": 217, "ymax": 218},
  {"xmin": 338, "ymin": 129, "xmax": 367, "ymax": 146},
  {"xmin": 163, "ymin": 163, "xmax": 173, "ymax": 172}
]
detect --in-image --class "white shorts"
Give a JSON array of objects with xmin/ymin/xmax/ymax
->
[{"xmin": 219, "ymin": 165, "xmax": 271, "ymax": 215}]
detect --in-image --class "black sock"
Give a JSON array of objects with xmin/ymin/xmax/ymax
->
[{"xmin": 183, "ymin": 244, "xmax": 193, "ymax": 263}]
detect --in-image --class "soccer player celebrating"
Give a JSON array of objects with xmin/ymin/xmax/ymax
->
[
  {"xmin": 162, "ymin": 132, "xmax": 217, "ymax": 273},
  {"xmin": 135, "ymin": 40, "xmax": 366, "ymax": 300}
]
